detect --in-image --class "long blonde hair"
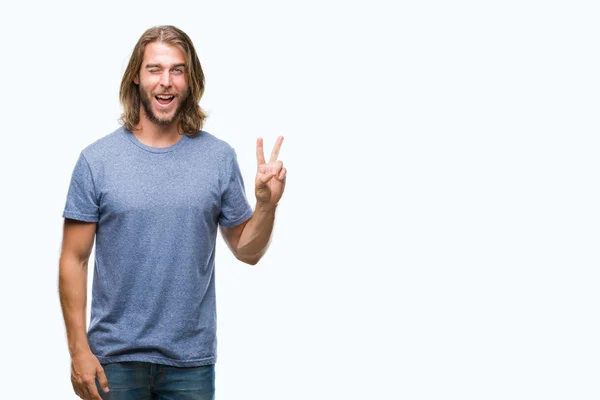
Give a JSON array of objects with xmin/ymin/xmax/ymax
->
[{"xmin": 119, "ymin": 25, "xmax": 207, "ymax": 136}]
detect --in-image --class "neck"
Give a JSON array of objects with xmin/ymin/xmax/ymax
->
[{"xmin": 133, "ymin": 109, "xmax": 183, "ymax": 147}]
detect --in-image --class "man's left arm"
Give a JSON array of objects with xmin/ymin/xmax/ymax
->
[
  {"xmin": 220, "ymin": 203, "xmax": 275, "ymax": 265},
  {"xmin": 220, "ymin": 136, "xmax": 286, "ymax": 265}
]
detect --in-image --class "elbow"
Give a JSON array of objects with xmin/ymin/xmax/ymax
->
[
  {"xmin": 235, "ymin": 249, "xmax": 264, "ymax": 266},
  {"xmin": 238, "ymin": 254, "xmax": 261, "ymax": 266},
  {"xmin": 235, "ymin": 241, "xmax": 271, "ymax": 266},
  {"xmin": 59, "ymin": 254, "xmax": 89, "ymax": 274}
]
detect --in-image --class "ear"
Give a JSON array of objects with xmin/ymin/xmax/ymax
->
[{"xmin": 133, "ymin": 74, "xmax": 139, "ymax": 85}]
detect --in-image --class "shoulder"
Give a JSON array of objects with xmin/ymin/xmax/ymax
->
[
  {"xmin": 188, "ymin": 130, "xmax": 238, "ymax": 161},
  {"xmin": 80, "ymin": 126, "xmax": 128, "ymax": 165}
]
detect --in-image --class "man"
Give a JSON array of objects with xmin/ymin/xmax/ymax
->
[{"xmin": 58, "ymin": 25, "xmax": 286, "ymax": 400}]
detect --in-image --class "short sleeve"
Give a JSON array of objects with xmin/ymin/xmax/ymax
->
[
  {"xmin": 62, "ymin": 152, "xmax": 100, "ymax": 222},
  {"xmin": 218, "ymin": 153, "xmax": 254, "ymax": 227}
]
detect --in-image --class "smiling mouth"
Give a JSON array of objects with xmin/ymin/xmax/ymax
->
[{"xmin": 155, "ymin": 95, "xmax": 175, "ymax": 105}]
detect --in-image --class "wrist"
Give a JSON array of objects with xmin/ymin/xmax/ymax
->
[
  {"xmin": 256, "ymin": 201, "xmax": 278, "ymax": 213},
  {"xmin": 68, "ymin": 339, "xmax": 91, "ymax": 357}
]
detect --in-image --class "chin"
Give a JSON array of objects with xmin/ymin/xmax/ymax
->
[{"xmin": 157, "ymin": 118, "xmax": 177, "ymax": 126}]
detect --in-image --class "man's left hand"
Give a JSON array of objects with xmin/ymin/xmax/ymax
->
[{"xmin": 255, "ymin": 136, "xmax": 287, "ymax": 209}]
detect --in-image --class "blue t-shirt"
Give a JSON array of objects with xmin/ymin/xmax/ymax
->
[{"xmin": 62, "ymin": 126, "xmax": 254, "ymax": 367}]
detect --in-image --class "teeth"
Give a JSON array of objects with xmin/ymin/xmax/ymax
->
[{"xmin": 157, "ymin": 95, "xmax": 174, "ymax": 99}]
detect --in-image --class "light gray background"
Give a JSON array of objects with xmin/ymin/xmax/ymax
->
[{"xmin": 0, "ymin": 0, "xmax": 598, "ymax": 399}]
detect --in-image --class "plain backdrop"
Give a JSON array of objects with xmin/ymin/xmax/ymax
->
[{"xmin": 0, "ymin": 0, "xmax": 598, "ymax": 399}]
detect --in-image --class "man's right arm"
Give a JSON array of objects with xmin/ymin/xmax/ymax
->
[
  {"xmin": 59, "ymin": 219, "xmax": 109, "ymax": 399},
  {"xmin": 59, "ymin": 219, "xmax": 96, "ymax": 357}
]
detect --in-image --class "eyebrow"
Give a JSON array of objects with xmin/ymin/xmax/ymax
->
[{"xmin": 145, "ymin": 63, "xmax": 186, "ymax": 69}]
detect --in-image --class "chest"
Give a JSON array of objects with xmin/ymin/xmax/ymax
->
[{"xmin": 97, "ymin": 157, "xmax": 222, "ymax": 219}]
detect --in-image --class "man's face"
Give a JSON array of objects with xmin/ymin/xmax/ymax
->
[{"xmin": 135, "ymin": 42, "xmax": 189, "ymax": 127}]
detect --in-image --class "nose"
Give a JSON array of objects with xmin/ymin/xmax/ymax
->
[{"xmin": 159, "ymin": 70, "xmax": 172, "ymax": 88}]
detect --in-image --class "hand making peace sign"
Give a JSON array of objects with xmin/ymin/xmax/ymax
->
[{"xmin": 255, "ymin": 136, "xmax": 287, "ymax": 209}]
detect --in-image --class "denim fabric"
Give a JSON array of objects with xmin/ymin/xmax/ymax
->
[{"xmin": 96, "ymin": 362, "xmax": 215, "ymax": 400}]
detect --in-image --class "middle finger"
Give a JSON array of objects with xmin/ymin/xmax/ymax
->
[{"xmin": 269, "ymin": 136, "xmax": 284, "ymax": 163}]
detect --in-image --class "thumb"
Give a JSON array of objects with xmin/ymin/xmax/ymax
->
[
  {"xmin": 96, "ymin": 365, "xmax": 110, "ymax": 393},
  {"xmin": 257, "ymin": 172, "xmax": 274, "ymax": 186}
]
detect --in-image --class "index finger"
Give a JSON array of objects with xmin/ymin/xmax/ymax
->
[
  {"xmin": 256, "ymin": 137, "xmax": 266, "ymax": 166},
  {"xmin": 85, "ymin": 380, "xmax": 103, "ymax": 400},
  {"xmin": 269, "ymin": 136, "xmax": 284, "ymax": 163}
]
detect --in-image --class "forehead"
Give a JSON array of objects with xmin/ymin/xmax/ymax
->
[{"xmin": 142, "ymin": 42, "xmax": 186, "ymax": 66}]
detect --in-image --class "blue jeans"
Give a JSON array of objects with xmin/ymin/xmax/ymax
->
[{"xmin": 95, "ymin": 362, "xmax": 215, "ymax": 400}]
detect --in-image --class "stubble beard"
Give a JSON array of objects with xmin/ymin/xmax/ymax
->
[{"xmin": 139, "ymin": 86, "xmax": 190, "ymax": 127}]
